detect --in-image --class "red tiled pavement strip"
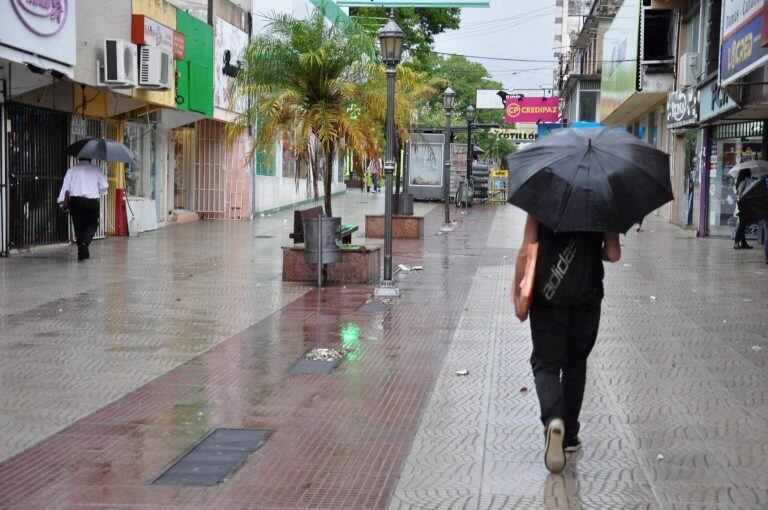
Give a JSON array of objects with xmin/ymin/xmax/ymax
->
[{"xmin": 0, "ymin": 206, "xmax": 511, "ymax": 509}]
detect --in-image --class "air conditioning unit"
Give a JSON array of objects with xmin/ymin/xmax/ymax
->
[
  {"xmin": 101, "ymin": 39, "xmax": 138, "ymax": 87},
  {"xmin": 679, "ymin": 52, "xmax": 700, "ymax": 87},
  {"xmin": 139, "ymin": 46, "xmax": 172, "ymax": 90}
]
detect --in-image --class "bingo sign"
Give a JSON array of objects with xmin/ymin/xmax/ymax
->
[
  {"xmin": 720, "ymin": 0, "xmax": 768, "ymax": 85},
  {"xmin": 505, "ymin": 97, "xmax": 559, "ymax": 124}
]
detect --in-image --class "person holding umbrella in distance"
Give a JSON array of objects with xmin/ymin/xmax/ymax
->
[
  {"xmin": 60, "ymin": 137, "xmax": 138, "ymax": 261},
  {"xmin": 508, "ymin": 127, "xmax": 674, "ymax": 474}
]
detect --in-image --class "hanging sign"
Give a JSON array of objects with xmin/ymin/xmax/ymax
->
[
  {"xmin": 489, "ymin": 128, "xmax": 538, "ymax": 141},
  {"xmin": 505, "ymin": 97, "xmax": 559, "ymax": 124},
  {"xmin": 665, "ymin": 86, "xmax": 699, "ymax": 129},
  {"xmin": 720, "ymin": 0, "xmax": 768, "ymax": 85}
]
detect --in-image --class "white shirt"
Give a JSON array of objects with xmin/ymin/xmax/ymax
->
[{"xmin": 57, "ymin": 162, "xmax": 109, "ymax": 203}]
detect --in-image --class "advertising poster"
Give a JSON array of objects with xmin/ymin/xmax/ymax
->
[
  {"xmin": 504, "ymin": 97, "xmax": 559, "ymax": 124},
  {"xmin": 409, "ymin": 134, "xmax": 445, "ymax": 187},
  {"xmin": 215, "ymin": 17, "xmax": 248, "ymax": 112},
  {"xmin": 720, "ymin": 0, "xmax": 768, "ymax": 85},
  {"xmin": 599, "ymin": 0, "xmax": 640, "ymax": 122}
]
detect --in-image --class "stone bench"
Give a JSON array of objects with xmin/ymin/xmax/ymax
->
[
  {"xmin": 365, "ymin": 214, "xmax": 424, "ymax": 239},
  {"xmin": 282, "ymin": 244, "xmax": 381, "ymax": 284}
]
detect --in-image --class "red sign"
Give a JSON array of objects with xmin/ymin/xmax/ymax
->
[
  {"xmin": 132, "ymin": 14, "xmax": 185, "ymax": 59},
  {"xmin": 505, "ymin": 96, "xmax": 559, "ymax": 124},
  {"xmin": 173, "ymin": 31, "xmax": 186, "ymax": 60}
]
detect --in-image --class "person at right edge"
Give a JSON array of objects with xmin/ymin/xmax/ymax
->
[
  {"xmin": 58, "ymin": 158, "xmax": 109, "ymax": 261},
  {"xmin": 733, "ymin": 168, "xmax": 754, "ymax": 250},
  {"xmin": 515, "ymin": 215, "xmax": 621, "ymax": 473}
]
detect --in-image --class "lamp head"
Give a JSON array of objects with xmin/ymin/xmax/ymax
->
[
  {"xmin": 443, "ymin": 87, "xmax": 456, "ymax": 111},
  {"xmin": 378, "ymin": 14, "xmax": 405, "ymax": 66},
  {"xmin": 465, "ymin": 105, "xmax": 476, "ymax": 123}
]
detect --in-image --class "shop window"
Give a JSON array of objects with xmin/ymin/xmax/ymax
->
[
  {"xmin": 703, "ymin": 0, "xmax": 721, "ymax": 76},
  {"xmin": 255, "ymin": 117, "xmax": 275, "ymax": 176},
  {"xmin": 578, "ymin": 91, "xmax": 598, "ymax": 123},
  {"xmin": 643, "ymin": 9, "xmax": 676, "ymax": 72}
]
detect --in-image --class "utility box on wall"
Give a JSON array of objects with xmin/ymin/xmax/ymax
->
[{"xmin": 175, "ymin": 9, "xmax": 214, "ymax": 117}]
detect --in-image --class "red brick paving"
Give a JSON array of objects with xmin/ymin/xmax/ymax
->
[{"xmin": 0, "ymin": 206, "xmax": 508, "ymax": 509}]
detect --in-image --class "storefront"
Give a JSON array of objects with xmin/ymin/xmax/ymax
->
[
  {"xmin": 666, "ymin": 86, "xmax": 700, "ymax": 228},
  {"xmin": 703, "ymin": 121, "xmax": 765, "ymax": 237}
]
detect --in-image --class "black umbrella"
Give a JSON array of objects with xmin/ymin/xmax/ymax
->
[
  {"xmin": 737, "ymin": 176, "xmax": 768, "ymax": 219},
  {"xmin": 67, "ymin": 137, "xmax": 138, "ymax": 165},
  {"xmin": 506, "ymin": 127, "xmax": 673, "ymax": 234}
]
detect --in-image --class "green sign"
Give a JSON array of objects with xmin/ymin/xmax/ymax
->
[
  {"xmin": 337, "ymin": 1, "xmax": 489, "ymax": 6},
  {"xmin": 599, "ymin": 0, "xmax": 640, "ymax": 123}
]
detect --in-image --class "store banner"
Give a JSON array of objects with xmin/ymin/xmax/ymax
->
[
  {"xmin": 132, "ymin": 15, "xmax": 185, "ymax": 59},
  {"xmin": 666, "ymin": 86, "xmax": 699, "ymax": 129},
  {"xmin": 489, "ymin": 128, "xmax": 538, "ymax": 142},
  {"xmin": 720, "ymin": 0, "xmax": 768, "ymax": 85},
  {"xmin": 214, "ymin": 17, "xmax": 249, "ymax": 112},
  {"xmin": 504, "ymin": 97, "xmax": 558, "ymax": 124},
  {"xmin": 599, "ymin": 0, "xmax": 640, "ymax": 122},
  {"xmin": 699, "ymin": 79, "xmax": 737, "ymax": 122},
  {"xmin": 1, "ymin": 0, "xmax": 77, "ymax": 76}
]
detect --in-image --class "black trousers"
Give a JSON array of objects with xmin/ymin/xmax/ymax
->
[
  {"xmin": 69, "ymin": 197, "xmax": 100, "ymax": 257},
  {"xmin": 529, "ymin": 298, "xmax": 602, "ymax": 439},
  {"xmin": 734, "ymin": 215, "xmax": 749, "ymax": 246}
]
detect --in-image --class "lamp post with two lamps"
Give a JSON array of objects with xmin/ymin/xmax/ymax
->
[{"xmin": 374, "ymin": 14, "xmax": 404, "ymax": 298}]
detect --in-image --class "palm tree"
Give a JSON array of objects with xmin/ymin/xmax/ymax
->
[{"xmin": 230, "ymin": 8, "xmax": 380, "ymax": 217}]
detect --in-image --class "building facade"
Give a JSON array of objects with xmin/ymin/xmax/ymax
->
[{"xmin": 0, "ymin": 0, "xmax": 350, "ymax": 255}]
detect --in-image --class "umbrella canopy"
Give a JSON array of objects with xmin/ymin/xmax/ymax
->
[
  {"xmin": 727, "ymin": 159, "xmax": 768, "ymax": 179},
  {"xmin": 737, "ymin": 176, "xmax": 768, "ymax": 219},
  {"xmin": 67, "ymin": 137, "xmax": 138, "ymax": 165},
  {"xmin": 506, "ymin": 127, "xmax": 673, "ymax": 234}
]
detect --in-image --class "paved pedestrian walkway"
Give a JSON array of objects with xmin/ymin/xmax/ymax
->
[{"xmin": 0, "ymin": 193, "xmax": 766, "ymax": 509}]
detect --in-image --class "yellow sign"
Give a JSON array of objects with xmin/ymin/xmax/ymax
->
[{"xmin": 491, "ymin": 169, "xmax": 508, "ymax": 177}]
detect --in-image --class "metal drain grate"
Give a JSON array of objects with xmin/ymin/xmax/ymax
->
[
  {"xmin": 254, "ymin": 235, "xmax": 275, "ymax": 239},
  {"xmin": 356, "ymin": 301, "xmax": 388, "ymax": 313},
  {"xmin": 289, "ymin": 350, "xmax": 345, "ymax": 374},
  {"xmin": 152, "ymin": 428, "xmax": 271, "ymax": 486}
]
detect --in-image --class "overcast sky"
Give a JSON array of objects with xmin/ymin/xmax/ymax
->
[{"xmin": 432, "ymin": 0, "xmax": 558, "ymax": 93}]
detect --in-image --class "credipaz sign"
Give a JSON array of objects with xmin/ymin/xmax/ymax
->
[{"xmin": 504, "ymin": 97, "xmax": 559, "ymax": 124}]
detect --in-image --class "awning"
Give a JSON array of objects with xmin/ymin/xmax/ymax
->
[{"xmin": 600, "ymin": 91, "xmax": 666, "ymax": 126}]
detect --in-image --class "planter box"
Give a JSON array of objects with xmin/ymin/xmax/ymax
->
[
  {"xmin": 365, "ymin": 214, "xmax": 424, "ymax": 239},
  {"xmin": 282, "ymin": 244, "xmax": 381, "ymax": 284}
]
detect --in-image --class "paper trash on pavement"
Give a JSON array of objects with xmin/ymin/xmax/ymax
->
[
  {"xmin": 305, "ymin": 348, "xmax": 347, "ymax": 361},
  {"xmin": 455, "ymin": 369, "xmax": 469, "ymax": 376}
]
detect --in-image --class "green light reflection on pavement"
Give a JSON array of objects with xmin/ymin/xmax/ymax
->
[{"xmin": 340, "ymin": 323, "xmax": 362, "ymax": 361}]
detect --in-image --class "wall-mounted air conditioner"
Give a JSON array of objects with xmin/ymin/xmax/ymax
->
[
  {"xmin": 139, "ymin": 46, "xmax": 172, "ymax": 90},
  {"xmin": 97, "ymin": 39, "xmax": 137, "ymax": 88},
  {"xmin": 679, "ymin": 52, "xmax": 700, "ymax": 87}
]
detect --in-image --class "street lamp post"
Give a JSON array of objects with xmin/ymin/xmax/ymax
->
[
  {"xmin": 465, "ymin": 105, "xmax": 476, "ymax": 207},
  {"xmin": 374, "ymin": 14, "xmax": 404, "ymax": 298},
  {"xmin": 441, "ymin": 87, "xmax": 456, "ymax": 233}
]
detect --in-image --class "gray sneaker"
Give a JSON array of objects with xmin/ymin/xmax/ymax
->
[{"xmin": 544, "ymin": 418, "xmax": 566, "ymax": 473}]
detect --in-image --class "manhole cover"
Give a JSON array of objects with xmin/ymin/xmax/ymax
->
[{"xmin": 152, "ymin": 428, "xmax": 271, "ymax": 486}]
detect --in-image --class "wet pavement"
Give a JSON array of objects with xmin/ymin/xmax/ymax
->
[{"xmin": 0, "ymin": 193, "xmax": 767, "ymax": 509}]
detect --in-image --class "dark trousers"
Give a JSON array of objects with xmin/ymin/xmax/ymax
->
[
  {"xmin": 69, "ymin": 197, "xmax": 100, "ymax": 257},
  {"xmin": 734, "ymin": 216, "xmax": 748, "ymax": 246},
  {"xmin": 529, "ymin": 298, "xmax": 602, "ymax": 439}
]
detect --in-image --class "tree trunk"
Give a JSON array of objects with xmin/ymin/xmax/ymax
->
[{"xmin": 323, "ymin": 143, "xmax": 334, "ymax": 217}]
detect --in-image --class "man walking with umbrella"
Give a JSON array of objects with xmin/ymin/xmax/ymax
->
[
  {"xmin": 58, "ymin": 158, "xmax": 109, "ymax": 260},
  {"xmin": 508, "ymin": 128, "xmax": 673, "ymax": 474},
  {"xmin": 61, "ymin": 137, "xmax": 138, "ymax": 261}
]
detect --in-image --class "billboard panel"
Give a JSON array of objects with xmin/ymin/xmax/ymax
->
[
  {"xmin": 504, "ymin": 97, "xmax": 559, "ymax": 124},
  {"xmin": 599, "ymin": 0, "xmax": 640, "ymax": 122},
  {"xmin": 720, "ymin": 1, "xmax": 768, "ymax": 85}
]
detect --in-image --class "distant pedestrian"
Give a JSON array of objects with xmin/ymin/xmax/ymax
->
[
  {"xmin": 514, "ymin": 214, "xmax": 621, "ymax": 474},
  {"xmin": 364, "ymin": 168, "xmax": 373, "ymax": 192},
  {"xmin": 373, "ymin": 170, "xmax": 380, "ymax": 193},
  {"xmin": 734, "ymin": 168, "xmax": 754, "ymax": 250},
  {"xmin": 58, "ymin": 158, "xmax": 108, "ymax": 261},
  {"xmin": 636, "ymin": 218, "xmax": 644, "ymax": 232}
]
